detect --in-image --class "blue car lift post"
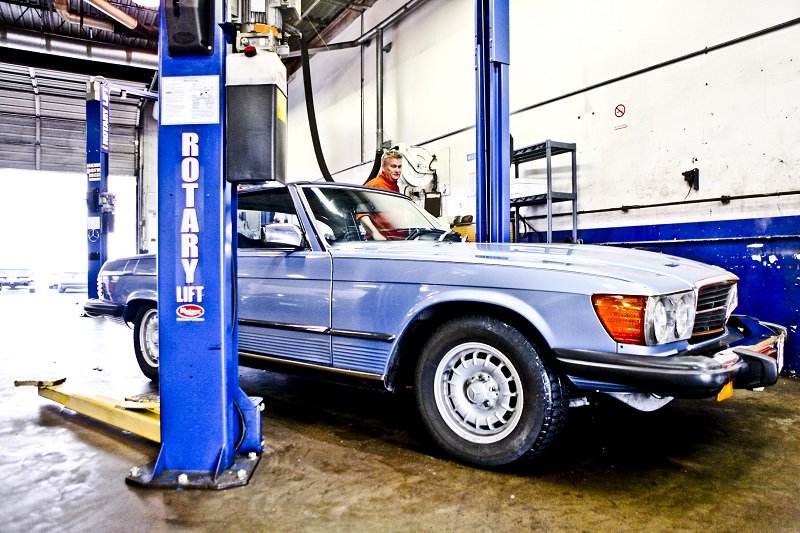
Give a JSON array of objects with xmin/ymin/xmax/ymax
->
[
  {"xmin": 86, "ymin": 78, "xmax": 157, "ymax": 298},
  {"xmin": 126, "ymin": 0, "xmax": 264, "ymax": 489},
  {"xmin": 475, "ymin": 0, "xmax": 511, "ymax": 243},
  {"xmin": 85, "ymin": 79, "xmax": 111, "ymax": 298}
]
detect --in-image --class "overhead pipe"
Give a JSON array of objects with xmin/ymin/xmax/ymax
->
[
  {"xmin": 83, "ymin": 0, "xmax": 157, "ymax": 36},
  {"xmin": 356, "ymin": 0, "xmax": 428, "ymax": 45},
  {"xmin": 360, "ymin": 15, "xmax": 365, "ymax": 161},
  {"xmin": 53, "ymin": 0, "xmax": 115, "ymax": 33},
  {"xmin": 0, "ymin": 27, "xmax": 158, "ymax": 69},
  {"xmin": 284, "ymin": 0, "xmax": 430, "ymax": 58},
  {"xmin": 83, "ymin": 0, "xmax": 138, "ymax": 30},
  {"xmin": 375, "ymin": 27, "xmax": 384, "ymax": 150},
  {"xmin": 363, "ymin": 27, "xmax": 384, "ymax": 183}
]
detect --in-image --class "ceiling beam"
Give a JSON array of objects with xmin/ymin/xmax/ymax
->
[{"xmin": 0, "ymin": 45, "xmax": 156, "ymax": 83}]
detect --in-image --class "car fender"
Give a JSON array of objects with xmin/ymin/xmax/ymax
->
[
  {"xmin": 397, "ymin": 286, "xmax": 559, "ymax": 348},
  {"xmin": 123, "ymin": 290, "xmax": 158, "ymax": 322}
]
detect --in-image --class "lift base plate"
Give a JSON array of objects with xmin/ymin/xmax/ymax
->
[{"xmin": 126, "ymin": 453, "xmax": 260, "ymax": 490}]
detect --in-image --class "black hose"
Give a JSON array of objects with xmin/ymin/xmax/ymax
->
[
  {"xmin": 363, "ymin": 149, "xmax": 382, "ymax": 184},
  {"xmin": 299, "ymin": 37, "xmax": 335, "ymax": 182}
]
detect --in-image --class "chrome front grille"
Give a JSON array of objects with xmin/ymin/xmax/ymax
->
[{"xmin": 692, "ymin": 281, "xmax": 735, "ymax": 338}]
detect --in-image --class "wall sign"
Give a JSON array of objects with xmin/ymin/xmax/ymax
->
[{"xmin": 614, "ymin": 102, "xmax": 628, "ymax": 130}]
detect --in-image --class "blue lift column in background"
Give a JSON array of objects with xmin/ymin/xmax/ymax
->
[
  {"xmin": 85, "ymin": 79, "xmax": 112, "ymax": 299},
  {"xmin": 127, "ymin": 0, "xmax": 263, "ymax": 490},
  {"xmin": 475, "ymin": 0, "xmax": 511, "ymax": 243},
  {"xmin": 86, "ymin": 81, "xmax": 157, "ymax": 297}
]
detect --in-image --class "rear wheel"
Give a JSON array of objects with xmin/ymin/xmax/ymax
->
[
  {"xmin": 133, "ymin": 305, "xmax": 159, "ymax": 382},
  {"xmin": 414, "ymin": 315, "xmax": 568, "ymax": 467}
]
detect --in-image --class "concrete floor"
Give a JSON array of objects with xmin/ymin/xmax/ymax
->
[{"xmin": 1, "ymin": 288, "xmax": 799, "ymax": 533}]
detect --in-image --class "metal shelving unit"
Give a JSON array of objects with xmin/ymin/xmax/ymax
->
[{"xmin": 510, "ymin": 140, "xmax": 577, "ymax": 243}]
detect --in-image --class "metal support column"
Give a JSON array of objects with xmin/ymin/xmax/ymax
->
[
  {"xmin": 376, "ymin": 27, "xmax": 385, "ymax": 150},
  {"xmin": 85, "ymin": 79, "xmax": 111, "ymax": 299},
  {"xmin": 127, "ymin": 0, "xmax": 263, "ymax": 490},
  {"xmin": 475, "ymin": 0, "xmax": 510, "ymax": 243}
]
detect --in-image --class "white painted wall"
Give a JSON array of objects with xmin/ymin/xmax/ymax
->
[
  {"xmin": 0, "ymin": 168, "xmax": 136, "ymax": 284},
  {"xmin": 286, "ymin": 0, "xmax": 800, "ymax": 231}
]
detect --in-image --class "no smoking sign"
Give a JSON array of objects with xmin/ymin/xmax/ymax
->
[{"xmin": 613, "ymin": 103, "xmax": 628, "ymax": 130}]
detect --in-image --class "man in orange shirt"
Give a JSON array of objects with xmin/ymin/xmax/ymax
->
[
  {"xmin": 359, "ymin": 150, "xmax": 404, "ymax": 239},
  {"xmin": 364, "ymin": 150, "xmax": 402, "ymax": 192}
]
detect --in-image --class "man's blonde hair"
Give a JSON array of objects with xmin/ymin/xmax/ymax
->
[{"xmin": 381, "ymin": 149, "xmax": 403, "ymax": 165}]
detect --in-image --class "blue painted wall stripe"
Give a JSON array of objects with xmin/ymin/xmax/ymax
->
[{"xmin": 522, "ymin": 215, "xmax": 800, "ymax": 373}]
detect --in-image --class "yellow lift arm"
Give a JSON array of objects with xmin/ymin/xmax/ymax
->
[{"xmin": 14, "ymin": 378, "xmax": 161, "ymax": 443}]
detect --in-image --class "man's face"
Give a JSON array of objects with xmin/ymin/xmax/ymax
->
[{"xmin": 382, "ymin": 157, "xmax": 402, "ymax": 181}]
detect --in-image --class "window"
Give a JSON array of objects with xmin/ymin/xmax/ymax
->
[{"xmin": 237, "ymin": 188, "xmax": 301, "ymax": 249}]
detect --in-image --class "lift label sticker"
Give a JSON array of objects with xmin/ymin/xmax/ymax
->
[
  {"xmin": 87, "ymin": 162, "xmax": 101, "ymax": 182},
  {"xmin": 176, "ymin": 131, "xmax": 205, "ymax": 320},
  {"xmin": 100, "ymin": 83, "xmax": 111, "ymax": 152},
  {"xmin": 161, "ymin": 76, "xmax": 220, "ymax": 125},
  {"xmin": 177, "ymin": 304, "xmax": 205, "ymax": 320}
]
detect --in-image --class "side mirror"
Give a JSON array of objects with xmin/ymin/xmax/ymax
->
[{"xmin": 261, "ymin": 223, "xmax": 305, "ymax": 248}]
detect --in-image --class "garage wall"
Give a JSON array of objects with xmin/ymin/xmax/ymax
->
[
  {"xmin": 287, "ymin": 0, "xmax": 799, "ymax": 222},
  {"xmin": 286, "ymin": 0, "xmax": 800, "ymax": 371}
]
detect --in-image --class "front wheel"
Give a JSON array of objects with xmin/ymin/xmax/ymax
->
[
  {"xmin": 414, "ymin": 316, "xmax": 568, "ymax": 467},
  {"xmin": 133, "ymin": 305, "xmax": 159, "ymax": 382}
]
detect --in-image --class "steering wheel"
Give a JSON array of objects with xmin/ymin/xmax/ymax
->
[
  {"xmin": 405, "ymin": 228, "xmax": 464, "ymax": 242},
  {"xmin": 405, "ymin": 228, "xmax": 423, "ymax": 240}
]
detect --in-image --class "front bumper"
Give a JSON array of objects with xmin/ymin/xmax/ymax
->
[{"xmin": 554, "ymin": 315, "xmax": 786, "ymax": 399}]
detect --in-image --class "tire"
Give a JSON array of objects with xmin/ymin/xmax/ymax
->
[
  {"xmin": 414, "ymin": 315, "xmax": 568, "ymax": 467},
  {"xmin": 133, "ymin": 305, "xmax": 159, "ymax": 382}
]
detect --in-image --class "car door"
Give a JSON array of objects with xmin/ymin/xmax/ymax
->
[
  {"xmin": 300, "ymin": 185, "xmax": 421, "ymax": 378},
  {"xmin": 235, "ymin": 187, "xmax": 333, "ymax": 367}
]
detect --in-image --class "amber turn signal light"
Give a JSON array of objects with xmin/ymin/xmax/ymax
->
[{"xmin": 592, "ymin": 294, "xmax": 647, "ymax": 345}]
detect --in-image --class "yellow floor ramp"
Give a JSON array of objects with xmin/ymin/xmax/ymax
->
[{"xmin": 14, "ymin": 378, "xmax": 161, "ymax": 443}]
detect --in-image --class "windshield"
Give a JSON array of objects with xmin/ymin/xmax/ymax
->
[{"xmin": 300, "ymin": 185, "xmax": 452, "ymax": 246}]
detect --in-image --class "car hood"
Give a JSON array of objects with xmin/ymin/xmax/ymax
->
[
  {"xmin": 104, "ymin": 243, "xmax": 734, "ymax": 296},
  {"xmin": 330, "ymin": 241, "xmax": 734, "ymax": 294}
]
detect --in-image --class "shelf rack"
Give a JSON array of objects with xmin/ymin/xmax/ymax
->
[{"xmin": 510, "ymin": 140, "xmax": 577, "ymax": 243}]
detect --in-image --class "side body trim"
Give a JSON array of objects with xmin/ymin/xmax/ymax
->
[{"xmin": 238, "ymin": 318, "xmax": 395, "ymax": 342}]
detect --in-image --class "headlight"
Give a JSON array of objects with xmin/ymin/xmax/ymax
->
[
  {"xmin": 726, "ymin": 284, "xmax": 738, "ymax": 319},
  {"xmin": 674, "ymin": 292, "xmax": 694, "ymax": 339},
  {"xmin": 650, "ymin": 297, "xmax": 671, "ymax": 343},
  {"xmin": 593, "ymin": 290, "xmax": 696, "ymax": 346}
]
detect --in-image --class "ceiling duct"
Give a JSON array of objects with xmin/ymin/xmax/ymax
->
[
  {"xmin": 83, "ymin": 0, "xmax": 157, "ymax": 36},
  {"xmin": 53, "ymin": 0, "xmax": 115, "ymax": 33},
  {"xmin": 0, "ymin": 27, "xmax": 158, "ymax": 70}
]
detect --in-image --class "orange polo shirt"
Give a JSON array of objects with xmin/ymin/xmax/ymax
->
[{"xmin": 364, "ymin": 172, "xmax": 400, "ymax": 193}]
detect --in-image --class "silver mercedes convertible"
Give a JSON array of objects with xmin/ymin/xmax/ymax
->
[{"xmin": 85, "ymin": 182, "xmax": 786, "ymax": 467}]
